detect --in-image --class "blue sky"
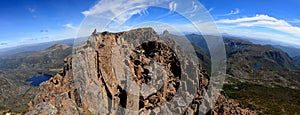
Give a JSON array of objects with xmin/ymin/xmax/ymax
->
[
  {"xmin": 1, "ymin": 0, "xmax": 300, "ymax": 49},
  {"xmin": 0, "ymin": 0, "xmax": 98, "ymax": 48},
  {"xmin": 201, "ymin": 0, "xmax": 300, "ymax": 22}
]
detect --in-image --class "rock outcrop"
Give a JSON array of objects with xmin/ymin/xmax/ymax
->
[
  {"xmin": 208, "ymin": 92, "xmax": 256, "ymax": 115},
  {"xmin": 26, "ymin": 28, "xmax": 254, "ymax": 115}
]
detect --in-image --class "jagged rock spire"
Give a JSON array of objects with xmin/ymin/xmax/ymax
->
[
  {"xmin": 162, "ymin": 29, "xmax": 170, "ymax": 38},
  {"xmin": 92, "ymin": 28, "xmax": 97, "ymax": 35},
  {"xmin": 163, "ymin": 30, "xmax": 169, "ymax": 35}
]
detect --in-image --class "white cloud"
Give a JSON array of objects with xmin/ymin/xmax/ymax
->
[
  {"xmin": 81, "ymin": 0, "xmax": 166, "ymax": 24},
  {"xmin": 222, "ymin": 8, "xmax": 240, "ymax": 16},
  {"xmin": 217, "ymin": 14, "xmax": 277, "ymax": 23},
  {"xmin": 216, "ymin": 14, "xmax": 300, "ymax": 47},
  {"xmin": 63, "ymin": 23, "xmax": 77, "ymax": 30},
  {"xmin": 208, "ymin": 7, "xmax": 214, "ymax": 13},
  {"xmin": 169, "ymin": 1, "xmax": 177, "ymax": 12},
  {"xmin": 78, "ymin": 0, "xmax": 171, "ymax": 35},
  {"xmin": 217, "ymin": 14, "xmax": 300, "ymax": 38},
  {"xmin": 182, "ymin": 1, "xmax": 199, "ymax": 16},
  {"xmin": 77, "ymin": 0, "xmax": 220, "ymax": 36}
]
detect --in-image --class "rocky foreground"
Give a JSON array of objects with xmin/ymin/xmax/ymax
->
[{"xmin": 25, "ymin": 28, "xmax": 254, "ymax": 115}]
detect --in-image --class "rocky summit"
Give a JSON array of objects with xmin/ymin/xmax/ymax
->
[{"xmin": 26, "ymin": 28, "xmax": 254, "ymax": 115}]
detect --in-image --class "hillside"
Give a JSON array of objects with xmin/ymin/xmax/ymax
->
[
  {"xmin": 216, "ymin": 36, "xmax": 300, "ymax": 114},
  {"xmin": 272, "ymin": 45, "xmax": 300, "ymax": 58},
  {"xmin": 224, "ymin": 38, "xmax": 300, "ymax": 88},
  {"xmin": 0, "ymin": 43, "xmax": 72, "ymax": 113},
  {"xmin": 293, "ymin": 56, "xmax": 300, "ymax": 67},
  {"xmin": 184, "ymin": 34, "xmax": 300, "ymax": 114}
]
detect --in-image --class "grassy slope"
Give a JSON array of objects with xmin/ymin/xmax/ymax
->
[{"xmin": 223, "ymin": 81, "xmax": 300, "ymax": 114}]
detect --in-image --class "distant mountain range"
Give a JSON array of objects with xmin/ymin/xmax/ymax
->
[
  {"xmin": 0, "ymin": 38, "xmax": 74, "ymax": 57},
  {"xmin": 222, "ymin": 34, "xmax": 300, "ymax": 58},
  {"xmin": 272, "ymin": 45, "xmax": 300, "ymax": 57}
]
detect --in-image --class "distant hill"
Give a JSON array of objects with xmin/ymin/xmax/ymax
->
[
  {"xmin": 225, "ymin": 37, "xmax": 300, "ymax": 86},
  {"xmin": 224, "ymin": 38, "xmax": 298, "ymax": 71},
  {"xmin": 185, "ymin": 34, "xmax": 209, "ymax": 54},
  {"xmin": 272, "ymin": 45, "xmax": 300, "ymax": 57},
  {"xmin": 0, "ymin": 38, "xmax": 74, "ymax": 56},
  {"xmin": 0, "ymin": 43, "xmax": 72, "ymax": 71},
  {"xmin": 221, "ymin": 35, "xmax": 300, "ymax": 58}
]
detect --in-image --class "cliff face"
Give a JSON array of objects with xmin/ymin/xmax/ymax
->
[{"xmin": 26, "ymin": 28, "xmax": 254, "ymax": 115}]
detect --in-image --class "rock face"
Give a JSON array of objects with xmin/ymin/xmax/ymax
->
[{"xmin": 26, "ymin": 28, "xmax": 254, "ymax": 115}]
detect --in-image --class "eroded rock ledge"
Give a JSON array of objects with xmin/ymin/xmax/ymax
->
[{"xmin": 26, "ymin": 28, "xmax": 255, "ymax": 115}]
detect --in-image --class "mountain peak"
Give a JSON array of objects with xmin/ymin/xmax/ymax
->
[
  {"xmin": 46, "ymin": 43, "xmax": 71, "ymax": 51},
  {"xmin": 162, "ymin": 30, "xmax": 170, "ymax": 38},
  {"xmin": 163, "ymin": 30, "xmax": 169, "ymax": 35}
]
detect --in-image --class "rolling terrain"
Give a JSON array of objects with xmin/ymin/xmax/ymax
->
[
  {"xmin": 194, "ymin": 35, "xmax": 300, "ymax": 114},
  {"xmin": 0, "ymin": 43, "xmax": 72, "ymax": 113}
]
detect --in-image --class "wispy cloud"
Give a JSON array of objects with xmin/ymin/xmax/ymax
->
[
  {"xmin": 217, "ymin": 14, "xmax": 300, "ymax": 38},
  {"xmin": 169, "ymin": 1, "xmax": 177, "ymax": 12},
  {"xmin": 216, "ymin": 14, "xmax": 300, "ymax": 47},
  {"xmin": 63, "ymin": 23, "xmax": 77, "ymax": 30},
  {"xmin": 81, "ymin": 0, "xmax": 165, "ymax": 24},
  {"xmin": 78, "ymin": 0, "xmax": 170, "ymax": 35},
  {"xmin": 219, "ymin": 8, "xmax": 240, "ymax": 16},
  {"xmin": 216, "ymin": 14, "xmax": 277, "ymax": 23},
  {"xmin": 290, "ymin": 19, "xmax": 300, "ymax": 23},
  {"xmin": 208, "ymin": 7, "xmax": 214, "ymax": 13},
  {"xmin": 28, "ymin": 8, "xmax": 35, "ymax": 13}
]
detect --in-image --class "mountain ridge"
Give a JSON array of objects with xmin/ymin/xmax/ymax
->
[{"xmin": 25, "ymin": 28, "xmax": 254, "ymax": 115}]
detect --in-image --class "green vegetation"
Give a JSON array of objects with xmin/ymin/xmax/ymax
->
[
  {"xmin": 0, "ymin": 106, "xmax": 6, "ymax": 111},
  {"xmin": 223, "ymin": 82, "xmax": 300, "ymax": 114}
]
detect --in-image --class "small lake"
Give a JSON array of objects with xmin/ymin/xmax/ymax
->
[
  {"xmin": 253, "ymin": 64, "xmax": 261, "ymax": 69},
  {"xmin": 26, "ymin": 74, "xmax": 52, "ymax": 86}
]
